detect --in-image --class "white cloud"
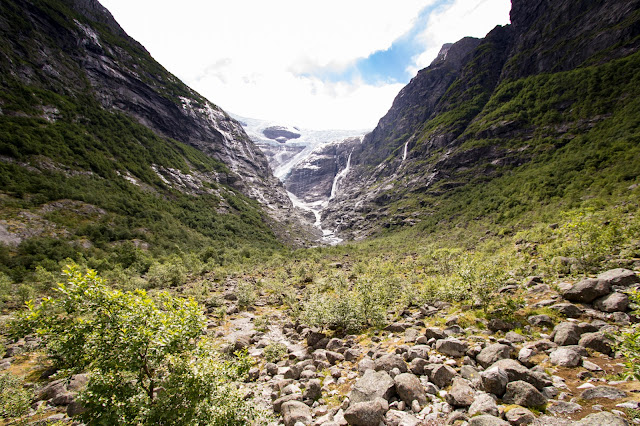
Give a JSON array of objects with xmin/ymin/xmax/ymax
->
[
  {"xmin": 98, "ymin": 0, "xmax": 510, "ymax": 129},
  {"xmin": 410, "ymin": 0, "xmax": 511, "ymax": 74}
]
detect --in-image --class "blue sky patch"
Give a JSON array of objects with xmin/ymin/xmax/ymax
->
[{"xmin": 305, "ymin": 0, "xmax": 453, "ymax": 85}]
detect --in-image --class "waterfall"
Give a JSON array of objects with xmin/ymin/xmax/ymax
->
[
  {"xmin": 402, "ymin": 141, "xmax": 409, "ymax": 162},
  {"xmin": 329, "ymin": 149, "xmax": 353, "ymax": 200}
]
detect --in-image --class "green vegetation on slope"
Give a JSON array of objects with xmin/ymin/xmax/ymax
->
[{"xmin": 0, "ymin": 79, "xmax": 280, "ymax": 294}]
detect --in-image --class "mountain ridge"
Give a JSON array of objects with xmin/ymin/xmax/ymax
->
[{"xmin": 318, "ymin": 0, "xmax": 640, "ymax": 240}]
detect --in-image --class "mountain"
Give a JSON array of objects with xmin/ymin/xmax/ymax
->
[
  {"xmin": 319, "ymin": 0, "xmax": 640, "ymax": 240},
  {"xmin": 0, "ymin": 0, "xmax": 313, "ymax": 282}
]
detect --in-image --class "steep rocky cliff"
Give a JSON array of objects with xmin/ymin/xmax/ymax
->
[{"xmin": 322, "ymin": 0, "xmax": 640, "ymax": 240}]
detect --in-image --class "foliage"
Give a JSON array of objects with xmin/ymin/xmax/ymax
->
[
  {"xmin": 618, "ymin": 290, "xmax": 640, "ymax": 381},
  {"xmin": 14, "ymin": 266, "xmax": 260, "ymax": 425},
  {"xmin": 263, "ymin": 342, "xmax": 288, "ymax": 363},
  {"xmin": 0, "ymin": 373, "xmax": 32, "ymax": 418}
]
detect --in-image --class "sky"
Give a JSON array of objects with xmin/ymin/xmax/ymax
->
[{"xmin": 99, "ymin": 0, "xmax": 511, "ymax": 130}]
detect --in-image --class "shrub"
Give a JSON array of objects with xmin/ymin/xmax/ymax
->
[
  {"xmin": 619, "ymin": 290, "xmax": 640, "ymax": 381},
  {"xmin": 263, "ymin": 342, "xmax": 288, "ymax": 363},
  {"xmin": 0, "ymin": 372, "xmax": 32, "ymax": 418},
  {"xmin": 236, "ymin": 281, "xmax": 256, "ymax": 308},
  {"xmin": 14, "ymin": 266, "xmax": 261, "ymax": 425}
]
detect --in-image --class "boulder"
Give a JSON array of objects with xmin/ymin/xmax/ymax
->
[
  {"xmin": 408, "ymin": 358, "xmax": 428, "ymax": 375},
  {"xmin": 549, "ymin": 347, "xmax": 582, "ymax": 367},
  {"xmin": 488, "ymin": 318, "xmax": 515, "ymax": 332},
  {"xmin": 303, "ymin": 379, "xmax": 322, "ymax": 401},
  {"xmin": 281, "ymin": 400, "xmax": 312, "ymax": 426},
  {"xmin": 406, "ymin": 345, "xmax": 430, "ymax": 361},
  {"xmin": 593, "ymin": 292, "xmax": 629, "ymax": 312},
  {"xmin": 468, "ymin": 415, "xmax": 510, "ymax": 426},
  {"xmin": 393, "ymin": 373, "xmax": 426, "ymax": 407},
  {"xmin": 350, "ymin": 369, "xmax": 395, "ymax": 404},
  {"xmin": 502, "ymin": 380, "xmax": 547, "ymax": 408},
  {"xmin": 476, "ymin": 343, "xmax": 512, "ymax": 368},
  {"xmin": 488, "ymin": 359, "xmax": 551, "ymax": 390},
  {"xmin": 424, "ymin": 327, "xmax": 446, "ymax": 340},
  {"xmin": 445, "ymin": 377, "xmax": 475, "ymax": 407},
  {"xmin": 574, "ymin": 411, "xmax": 629, "ymax": 426},
  {"xmin": 504, "ymin": 406, "xmax": 536, "ymax": 425},
  {"xmin": 468, "ymin": 392, "xmax": 499, "ymax": 417},
  {"xmin": 326, "ymin": 350, "xmax": 345, "ymax": 365},
  {"xmin": 549, "ymin": 303, "xmax": 583, "ymax": 318},
  {"xmin": 273, "ymin": 394, "xmax": 303, "ymax": 413},
  {"xmin": 562, "ymin": 279, "xmax": 611, "ymax": 303},
  {"xmin": 527, "ymin": 314, "xmax": 554, "ymax": 327},
  {"xmin": 551, "ymin": 322, "xmax": 583, "ymax": 346},
  {"xmin": 581, "ymin": 386, "xmax": 628, "ymax": 400},
  {"xmin": 579, "ymin": 332, "xmax": 614, "ymax": 355},
  {"xmin": 597, "ymin": 268, "xmax": 639, "ymax": 287},
  {"xmin": 385, "ymin": 409, "xmax": 420, "ymax": 426},
  {"xmin": 344, "ymin": 398, "xmax": 388, "ymax": 426},
  {"xmin": 374, "ymin": 354, "xmax": 408, "ymax": 373},
  {"xmin": 435, "ymin": 338, "xmax": 468, "ymax": 357},
  {"xmin": 427, "ymin": 364, "xmax": 457, "ymax": 388},
  {"xmin": 546, "ymin": 400, "xmax": 582, "ymax": 415},
  {"xmin": 480, "ymin": 366, "xmax": 508, "ymax": 397}
]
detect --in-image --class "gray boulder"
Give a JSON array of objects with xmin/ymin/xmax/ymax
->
[
  {"xmin": 549, "ymin": 347, "xmax": 582, "ymax": 367},
  {"xmin": 393, "ymin": 373, "xmax": 426, "ymax": 406},
  {"xmin": 281, "ymin": 400, "xmax": 312, "ymax": 426},
  {"xmin": 504, "ymin": 406, "xmax": 536, "ymax": 425},
  {"xmin": 344, "ymin": 398, "xmax": 389, "ymax": 426},
  {"xmin": 445, "ymin": 377, "xmax": 475, "ymax": 407},
  {"xmin": 469, "ymin": 415, "xmax": 510, "ymax": 426},
  {"xmin": 502, "ymin": 381, "xmax": 547, "ymax": 408},
  {"xmin": 528, "ymin": 314, "xmax": 554, "ymax": 327},
  {"xmin": 435, "ymin": 338, "xmax": 468, "ymax": 357},
  {"xmin": 374, "ymin": 354, "xmax": 408, "ymax": 373},
  {"xmin": 546, "ymin": 400, "xmax": 582, "ymax": 415},
  {"xmin": 574, "ymin": 411, "xmax": 629, "ymax": 426},
  {"xmin": 597, "ymin": 268, "xmax": 639, "ymax": 287},
  {"xmin": 406, "ymin": 345, "xmax": 430, "ymax": 361},
  {"xmin": 303, "ymin": 379, "xmax": 322, "ymax": 401},
  {"xmin": 480, "ymin": 366, "xmax": 509, "ymax": 396},
  {"xmin": 581, "ymin": 386, "xmax": 628, "ymax": 400},
  {"xmin": 549, "ymin": 303, "xmax": 583, "ymax": 318},
  {"xmin": 468, "ymin": 393, "xmax": 499, "ymax": 417},
  {"xmin": 551, "ymin": 322, "xmax": 583, "ymax": 346},
  {"xmin": 350, "ymin": 369, "xmax": 395, "ymax": 404},
  {"xmin": 385, "ymin": 409, "xmax": 420, "ymax": 426},
  {"xmin": 593, "ymin": 292, "xmax": 629, "ymax": 312},
  {"xmin": 424, "ymin": 327, "xmax": 446, "ymax": 340},
  {"xmin": 476, "ymin": 343, "xmax": 512, "ymax": 368},
  {"xmin": 562, "ymin": 279, "xmax": 611, "ymax": 303},
  {"xmin": 427, "ymin": 364, "xmax": 457, "ymax": 388},
  {"xmin": 579, "ymin": 332, "xmax": 614, "ymax": 355},
  {"xmin": 489, "ymin": 359, "xmax": 551, "ymax": 390}
]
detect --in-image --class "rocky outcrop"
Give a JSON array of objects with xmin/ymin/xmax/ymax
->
[
  {"xmin": 262, "ymin": 126, "xmax": 301, "ymax": 143},
  {"xmin": 284, "ymin": 137, "xmax": 362, "ymax": 204}
]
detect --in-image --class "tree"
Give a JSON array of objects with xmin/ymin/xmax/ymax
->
[{"xmin": 15, "ymin": 265, "xmax": 260, "ymax": 425}]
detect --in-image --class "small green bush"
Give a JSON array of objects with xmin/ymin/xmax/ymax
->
[
  {"xmin": 619, "ymin": 290, "xmax": 640, "ymax": 381},
  {"xmin": 0, "ymin": 372, "xmax": 32, "ymax": 418},
  {"xmin": 263, "ymin": 342, "xmax": 288, "ymax": 363}
]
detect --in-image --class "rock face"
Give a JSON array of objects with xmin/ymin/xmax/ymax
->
[
  {"xmin": 262, "ymin": 126, "xmax": 301, "ymax": 143},
  {"xmin": 315, "ymin": 0, "xmax": 640, "ymax": 240},
  {"xmin": 285, "ymin": 137, "xmax": 362, "ymax": 204}
]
